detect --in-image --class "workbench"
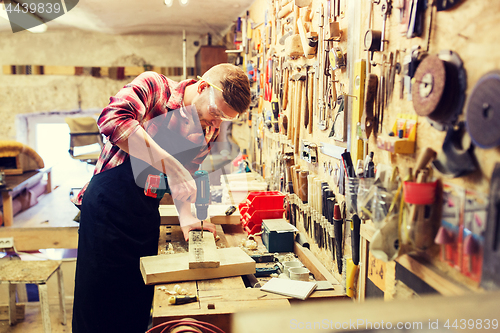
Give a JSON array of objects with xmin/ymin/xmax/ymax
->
[
  {"xmin": 0, "ymin": 167, "xmax": 52, "ymax": 227},
  {"xmin": 151, "ymin": 214, "xmax": 348, "ymax": 333}
]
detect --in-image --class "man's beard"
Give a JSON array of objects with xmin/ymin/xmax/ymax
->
[{"xmin": 191, "ymin": 102, "xmax": 211, "ymax": 130}]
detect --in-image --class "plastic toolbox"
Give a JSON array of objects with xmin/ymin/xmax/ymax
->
[{"xmin": 239, "ymin": 191, "xmax": 285, "ymax": 235}]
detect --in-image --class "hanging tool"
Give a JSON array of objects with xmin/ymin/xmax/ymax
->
[
  {"xmin": 432, "ymin": 122, "xmax": 477, "ymax": 178},
  {"xmin": 333, "ymin": 203, "xmax": 343, "ymax": 274},
  {"xmin": 407, "ymin": 0, "xmax": 425, "ymax": 39},
  {"xmin": 412, "ymin": 50, "xmax": 466, "ymax": 130},
  {"xmin": 329, "ymin": 47, "xmax": 346, "ymax": 70},
  {"xmin": 361, "ymin": 74, "xmax": 379, "ymax": 140},
  {"xmin": 380, "ymin": 0, "xmax": 391, "ymax": 52},
  {"xmin": 319, "ymin": 44, "xmax": 331, "ymax": 131},
  {"xmin": 481, "ymin": 163, "xmax": 500, "ymax": 290},
  {"xmin": 351, "ymin": 214, "xmax": 361, "ymax": 265},
  {"xmin": 377, "ymin": 54, "xmax": 386, "ymax": 135},
  {"xmin": 436, "ymin": 0, "xmax": 462, "ymax": 11},
  {"xmin": 465, "ymin": 70, "xmax": 500, "ymax": 149},
  {"xmin": 304, "ymin": 68, "xmax": 310, "ymax": 130},
  {"xmin": 194, "ymin": 170, "xmax": 210, "ymax": 236},
  {"xmin": 308, "ymin": 69, "xmax": 314, "ymax": 134}
]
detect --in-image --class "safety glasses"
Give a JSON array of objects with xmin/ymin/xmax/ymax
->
[{"xmin": 197, "ymin": 76, "xmax": 238, "ymax": 121}]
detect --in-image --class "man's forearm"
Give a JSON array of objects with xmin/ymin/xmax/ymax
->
[
  {"xmin": 174, "ymin": 198, "xmax": 194, "ymax": 227},
  {"xmin": 115, "ymin": 127, "xmax": 175, "ymax": 174}
]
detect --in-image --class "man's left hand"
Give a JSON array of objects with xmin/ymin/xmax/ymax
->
[{"xmin": 180, "ymin": 218, "xmax": 217, "ymax": 241}]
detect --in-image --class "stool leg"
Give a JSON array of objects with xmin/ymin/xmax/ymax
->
[
  {"xmin": 57, "ymin": 266, "xmax": 67, "ymax": 325},
  {"xmin": 38, "ymin": 283, "xmax": 52, "ymax": 333},
  {"xmin": 8, "ymin": 283, "xmax": 17, "ymax": 325},
  {"xmin": 16, "ymin": 283, "xmax": 28, "ymax": 302}
]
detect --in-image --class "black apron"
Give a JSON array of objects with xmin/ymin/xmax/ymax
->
[
  {"xmin": 72, "ymin": 110, "xmax": 209, "ymax": 333},
  {"xmin": 72, "ymin": 159, "xmax": 161, "ymax": 333}
]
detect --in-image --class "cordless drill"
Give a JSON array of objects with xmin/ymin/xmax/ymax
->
[{"xmin": 194, "ymin": 170, "xmax": 210, "ymax": 236}]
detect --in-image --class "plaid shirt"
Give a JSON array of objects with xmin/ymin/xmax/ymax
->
[{"xmin": 72, "ymin": 71, "xmax": 219, "ymax": 207}]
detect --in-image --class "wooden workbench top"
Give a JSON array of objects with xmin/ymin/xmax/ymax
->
[{"xmin": 151, "ymin": 224, "xmax": 346, "ymax": 332}]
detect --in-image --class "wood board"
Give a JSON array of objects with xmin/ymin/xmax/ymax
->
[
  {"xmin": 159, "ymin": 204, "xmax": 241, "ymax": 225},
  {"xmin": 140, "ymin": 247, "xmax": 255, "ymax": 285},
  {"xmin": 188, "ymin": 231, "xmax": 220, "ymax": 269}
]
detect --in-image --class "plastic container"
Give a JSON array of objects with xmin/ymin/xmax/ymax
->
[
  {"xmin": 239, "ymin": 191, "xmax": 286, "ymax": 235},
  {"xmin": 403, "ymin": 181, "xmax": 438, "ymax": 205},
  {"xmin": 346, "ymin": 177, "xmax": 359, "ymax": 214},
  {"xmin": 357, "ymin": 177, "xmax": 375, "ymax": 220},
  {"xmin": 242, "ymin": 209, "xmax": 285, "ymax": 235}
]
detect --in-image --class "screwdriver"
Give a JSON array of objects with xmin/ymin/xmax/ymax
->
[{"xmin": 168, "ymin": 295, "xmax": 199, "ymax": 305}]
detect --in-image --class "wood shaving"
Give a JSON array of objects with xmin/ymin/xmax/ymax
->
[{"xmin": 241, "ymin": 239, "xmax": 258, "ymax": 250}]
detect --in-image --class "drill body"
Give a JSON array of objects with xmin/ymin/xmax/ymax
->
[{"xmin": 194, "ymin": 170, "xmax": 210, "ymax": 233}]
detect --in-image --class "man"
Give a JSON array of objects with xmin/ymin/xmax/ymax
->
[{"xmin": 71, "ymin": 63, "xmax": 251, "ymax": 333}]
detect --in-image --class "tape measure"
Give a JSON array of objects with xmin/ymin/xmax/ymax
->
[
  {"xmin": 411, "ymin": 50, "xmax": 466, "ymax": 130},
  {"xmin": 364, "ymin": 29, "xmax": 381, "ymax": 52},
  {"xmin": 329, "ymin": 47, "xmax": 346, "ymax": 70},
  {"xmin": 466, "ymin": 70, "xmax": 500, "ymax": 148}
]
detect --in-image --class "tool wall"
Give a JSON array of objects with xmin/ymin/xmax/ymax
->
[{"xmin": 232, "ymin": 0, "xmax": 500, "ymax": 300}]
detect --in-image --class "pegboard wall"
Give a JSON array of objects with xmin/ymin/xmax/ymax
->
[{"xmin": 229, "ymin": 0, "xmax": 500, "ymax": 300}]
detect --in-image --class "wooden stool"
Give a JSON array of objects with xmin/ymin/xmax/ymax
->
[{"xmin": 0, "ymin": 260, "xmax": 67, "ymax": 333}]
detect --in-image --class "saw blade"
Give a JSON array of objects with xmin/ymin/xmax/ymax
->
[{"xmin": 466, "ymin": 70, "xmax": 500, "ymax": 148}]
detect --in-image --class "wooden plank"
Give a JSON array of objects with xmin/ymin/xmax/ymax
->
[
  {"xmin": 396, "ymin": 254, "xmax": 469, "ymax": 296},
  {"xmin": 159, "ymin": 204, "xmax": 241, "ymax": 225},
  {"xmin": 198, "ymin": 288, "xmax": 291, "ymax": 313},
  {"xmin": 188, "ymin": 231, "xmax": 220, "ymax": 269},
  {"xmin": 197, "ymin": 276, "xmax": 246, "ymax": 291},
  {"xmin": 141, "ymin": 247, "xmax": 256, "ymax": 285},
  {"xmin": 294, "ymin": 242, "xmax": 341, "ymax": 286},
  {"xmin": 199, "ymin": 299, "xmax": 289, "ymax": 313},
  {"xmin": 124, "ymin": 66, "xmax": 144, "ymax": 76},
  {"xmin": 1, "ymin": 192, "xmax": 14, "ymax": 227},
  {"xmin": 0, "ymin": 304, "xmax": 25, "ymax": 321},
  {"xmin": 2, "ymin": 65, "xmax": 13, "ymax": 75},
  {"xmin": 43, "ymin": 66, "xmax": 75, "ymax": 75},
  {"xmin": 9, "ymin": 284, "xmax": 16, "ymax": 325},
  {"xmin": 153, "ymin": 287, "xmax": 289, "ymax": 329},
  {"xmin": 0, "ymin": 227, "xmax": 78, "ymax": 251}
]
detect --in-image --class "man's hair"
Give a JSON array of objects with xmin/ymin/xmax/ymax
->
[{"xmin": 203, "ymin": 64, "xmax": 251, "ymax": 114}]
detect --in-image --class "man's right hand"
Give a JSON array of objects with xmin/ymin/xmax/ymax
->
[{"xmin": 162, "ymin": 158, "xmax": 197, "ymax": 203}]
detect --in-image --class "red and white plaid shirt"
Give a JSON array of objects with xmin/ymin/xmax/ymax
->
[{"xmin": 72, "ymin": 71, "xmax": 219, "ymax": 207}]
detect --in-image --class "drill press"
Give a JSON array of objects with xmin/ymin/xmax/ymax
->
[{"xmin": 194, "ymin": 170, "xmax": 210, "ymax": 236}]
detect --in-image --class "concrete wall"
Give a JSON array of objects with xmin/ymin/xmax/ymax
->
[{"xmin": 0, "ymin": 28, "xmax": 201, "ymax": 141}]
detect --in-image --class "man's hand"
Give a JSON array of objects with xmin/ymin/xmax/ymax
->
[
  {"xmin": 180, "ymin": 217, "xmax": 217, "ymax": 241},
  {"xmin": 161, "ymin": 158, "xmax": 197, "ymax": 203}
]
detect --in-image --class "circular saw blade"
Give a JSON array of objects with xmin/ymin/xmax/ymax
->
[{"xmin": 466, "ymin": 70, "xmax": 500, "ymax": 148}]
